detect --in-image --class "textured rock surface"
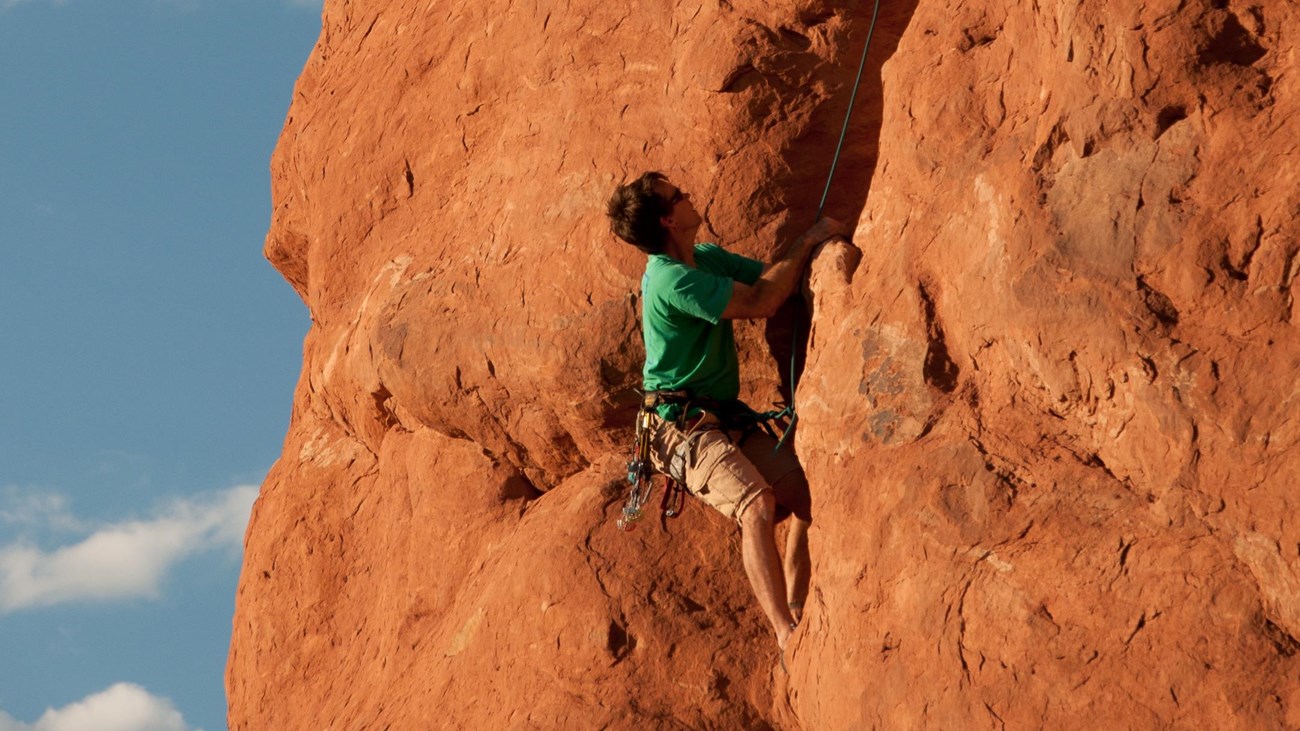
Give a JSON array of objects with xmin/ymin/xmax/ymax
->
[{"xmin": 229, "ymin": 0, "xmax": 1300, "ymax": 728}]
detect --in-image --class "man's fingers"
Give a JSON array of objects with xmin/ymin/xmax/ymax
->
[
  {"xmin": 809, "ymin": 216, "xmax": 849, "ymax": 241},
  {"xmin": 813, "ymin": 234, "xmax": 852, "ymax": 251}
]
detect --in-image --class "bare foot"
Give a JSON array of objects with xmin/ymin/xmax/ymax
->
[{"xmin": 777, "ymin": 620, "xmax": 797, "ymax": 651}]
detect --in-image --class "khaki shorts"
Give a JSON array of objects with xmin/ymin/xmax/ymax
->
[{"xmin": 647, "ymin": 412, "xmax": 809, "ymax": 523}]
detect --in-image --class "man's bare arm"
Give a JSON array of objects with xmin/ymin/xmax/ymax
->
[{"xmin": 722, "ymin": 218, "xmax": 848, "ymax": 320}]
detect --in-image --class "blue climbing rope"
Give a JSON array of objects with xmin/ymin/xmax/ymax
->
[{"xmin": 774, "ymin": 0, "xmax": 883, "ymax": 452}]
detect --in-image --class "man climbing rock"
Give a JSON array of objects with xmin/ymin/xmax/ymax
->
[{"xmin": 606, "ymin": 171, "xmax": 848, "ymax": 653}]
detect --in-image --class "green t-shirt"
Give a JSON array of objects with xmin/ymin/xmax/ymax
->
[{"xmin": 641, "ymin": 243, "xmax": 764, "ymax": 418}]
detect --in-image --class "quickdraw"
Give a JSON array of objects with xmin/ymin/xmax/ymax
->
[
  {"xmin": 616, "ymin": 405, "xmax": 658, "ymax": 531},
  {"xmin": 617, "ymin": 390, "xmax": 693, "ymax": 532}
]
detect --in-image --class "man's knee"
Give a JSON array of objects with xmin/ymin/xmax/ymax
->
[
  {"xmin": 738, "ymin": 489, "xmax": 776, "ymax": 528},
  {"xmin": 772, "ymin": 470, "xmax": 812, "ymax": 524}
]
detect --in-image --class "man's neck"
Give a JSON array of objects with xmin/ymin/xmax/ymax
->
[{"xmin": 664, "ymin": 237, "xmax": 697, "ymax": 268}]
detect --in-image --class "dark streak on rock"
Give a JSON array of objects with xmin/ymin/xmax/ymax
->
[
  {"xmin": 1260, "ymin": 616, "xmax": 1300, "ymax": 657},
  {"xmin": 718, "ymin": 64, "xmax": 759, "ymax": 94},
  {"xmin": 1154, "ymin": 105, "xmax": 1187, "ymax": 139},
  {"xmin": 1137, "ymin": 276, "xmax": 1180, "ymax": 325},
  {"xmin": 1198, "ymin": 12, "xmax": 1267, "ymax": 67},
  {"xmin": 918, "ymin": 280, "xmax": 959, "ymax": 393}
]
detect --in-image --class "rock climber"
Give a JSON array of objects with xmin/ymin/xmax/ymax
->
[{"xmin": 606, "ymin": 171, "xmax": 848, "ymax": 654}]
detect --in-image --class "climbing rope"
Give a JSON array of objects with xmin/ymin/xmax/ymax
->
[
  {"xmin": 774, "ymin": 0, "xmax": 883, "ymax": 452},
  {"xmin": 815, "ymin": 0, "xmax": 883, "ymax": 221}
]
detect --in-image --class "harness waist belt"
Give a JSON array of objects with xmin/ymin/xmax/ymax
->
[{"xmin": 641, "ymin": 389, "xmax": 691, "ymax": 411}]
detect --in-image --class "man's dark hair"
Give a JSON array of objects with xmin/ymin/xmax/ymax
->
[{"xmin": 606, "ymin": 171, "xmax": 671, "ymax": 255}]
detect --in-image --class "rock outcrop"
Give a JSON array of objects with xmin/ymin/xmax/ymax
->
[{"xmin": 229, "ymin": 0, "xmax": 1300, "ymax": 728}]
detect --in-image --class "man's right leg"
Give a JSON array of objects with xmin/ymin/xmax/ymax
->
[
  {"xmin": 784, "ymin": 515, "xmax": 810, "ymax": 621},
  {"xmin": 739, "ymin": 490, "xmax": 798, "ymax": 649},
  {"xmin": 735, "ymin": 432, "xmax": 813, "ymax": 623}
]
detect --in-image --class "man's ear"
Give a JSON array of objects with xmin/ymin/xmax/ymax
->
[{"xmin": 660, "ymin": 214, "xmax": 674, "ymax": 231}]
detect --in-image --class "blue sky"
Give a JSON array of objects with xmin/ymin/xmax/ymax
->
[{"xmin": 0, "ymin": 1, "xmax": 318, "ymax": 729}]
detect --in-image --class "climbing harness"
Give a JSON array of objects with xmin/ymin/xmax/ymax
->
[
  {"xmin": 774, "ymin": 0, "xmax": 882, "ymax": 453},
  {"xmin": 617, "ymin": 390, "xmax": 793, "ymax": 531}
]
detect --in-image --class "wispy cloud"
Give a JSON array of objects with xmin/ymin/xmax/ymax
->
[
  {"xmin": 0, "ymin": 682, "xmax": 198, "ymax": 731},
  {"xmin": 0, "ymin": 485, "xmax": 256, "ymax": 612},
  {"xmin": 0, "ymin": 0, "xmax": 57, "ymax": 9},
  {"xmin": 0, "ymin": 487, "xmax": 84, "ymax": 533}
]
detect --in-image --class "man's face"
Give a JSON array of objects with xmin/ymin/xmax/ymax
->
[{"xmin": 655, "ymin": 179, "xmax": 702, "ymax": 237}]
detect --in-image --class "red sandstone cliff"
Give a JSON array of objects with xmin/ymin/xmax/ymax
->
[{"xmin": 229, "ymin": 0, "xmax": 1300, "ymax": 728}]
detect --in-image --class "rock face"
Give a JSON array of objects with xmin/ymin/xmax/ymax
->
[{"xmin": 228, "ymin": 0, "xmax": 1300, "ymax": 728}]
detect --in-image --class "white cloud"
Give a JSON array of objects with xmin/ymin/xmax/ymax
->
[
  {"xmin": 0, "ymin": 485, "xmax": 257, "ymax": 612},
  {"xmin": 0, "ymin": 487, "xmax": 84, "ymax": 533},
  {"xmin": 0, "ymin": 683, "xmax": 198, "ymax": 731}
]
